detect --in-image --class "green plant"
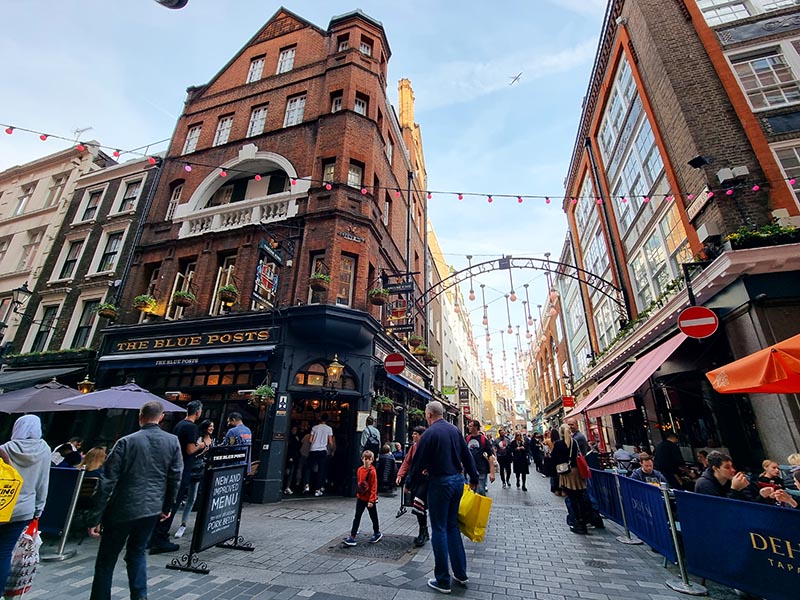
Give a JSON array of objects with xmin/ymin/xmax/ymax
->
[
  {"xmin": 254, "ymin": 384, "xmax": 275, "ymax": 398},
  {"xmin": 309, "ymin": 272, "xmax": 331, "ymax": 282},
  {"xmin": 368, "ymin": 287, "xmax": 389, "ymax": 296},
  {"xmin": 407, "ymin": 407, "xmax": 425, "ymax": 420},
  {"xmin": 413, "ymin": 343, "xmax": 428, "ymax": 355},
  {"xmin": 727, "ymin": 223, "xmax": 799, "ymax": 244},
  {"xmin": 172, "ymin": 290, "xmax": 196, "ymax": 301},
  {"xmin": 96, "ymin": 302, "xmax": 118, "ymax": 314},
  {"xmin": 373, "ymin": 395, "xmax": 393, "ymax": 408},
  {"xmin": 408, "ymin": 333, "xmax": 423, "ymax": 342},
  {"xmin": 218, "ymin": 284, "xmax": 238, "ymax": 294},
  {"xmin": 133, "ymin": 294, "xmax": 156, "ymax": 309}
]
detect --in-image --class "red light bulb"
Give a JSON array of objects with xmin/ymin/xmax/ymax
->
[
  {"xmin": 291, "ymin": 178, "xmax": 297, "ymax": 185},
  {"xmin": 517, "ymin": 197, "xmax": 523, "ymax": 203},
  {"xmin": 254, "ymin": 174, "xmax": 261, "ymax": 181},
  {"xmin": 148, "ymin": 157, "xmax": 157, "ymax": 165},
  {"xmin": 113, "ymin": 150, "xmax": 121, "ymax": 157},
  {"xmin": 325, "ymin": 183, "xmax": 332, "ymax": 190},
  {"xmin": 457, "ymin": 193, "xmax": 463, "ymax": 201},
  {"xmin": 427, "ymin": 192, "xmax": 432, "ymax": 199},
  {"xmin": 4, "ymin": 127, "xmax": 13, "ymax": 135},
  {"xmin": 790, "ymin": 179, "xmax": 797, "ymax": 185},
  {"xmin": 77, "ymin": 144, "xmax": 85, "ymax": 151},
  {"xmin": 39, "ymin": 134, "xmax": 48, "ymax": 141},
  {"xmin": 361, "ymin": 187, "xmax": 367, "ymax": 195},
  {"xmin": 488, "ymin": 196, "xmax": 493, "ymax": 203},
  {"xmin": 220, "ymin": 170, "xmax": 227, "ymax": 177}
]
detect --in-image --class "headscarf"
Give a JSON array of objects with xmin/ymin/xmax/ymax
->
[{"xmin": 11, "ymin": 415, "xmax": 42, "ymax": 440}]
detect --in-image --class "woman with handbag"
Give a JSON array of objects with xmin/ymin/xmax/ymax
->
[
  {"xmin": 396, "ymin": 426, "xmax": 428, "ymax": 547},
  {"xmin": 0, "ymin": 415, "xmax": 50, "ymax": 591},
  {"xmin": 510, "ymin": 432, "xmax": 530, "ymax": 491},
  {"xmin": 550, "ymin": 424, "xmax": 591, "ymax": 534}
]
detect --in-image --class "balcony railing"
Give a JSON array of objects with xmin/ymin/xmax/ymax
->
[{"xmin": 175, "ymin": 192, "xmax": 299, "ymax": 239}]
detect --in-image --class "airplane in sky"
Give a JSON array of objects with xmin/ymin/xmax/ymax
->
[{"xmin": 509, "ymin": 72, "xmax": 522, "ymax": 86}]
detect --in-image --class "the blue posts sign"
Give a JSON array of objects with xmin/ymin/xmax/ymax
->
[
  {"xmin": 618, "ymin": 476, "xmax": 676, "ymax": 562},
  {"xmin": 587, "ymin": 469, "xmax": 623, "ymax": 526},
  {"xmin": 675, "ymin": 491, "xmax": 800, "ymax": 600}
]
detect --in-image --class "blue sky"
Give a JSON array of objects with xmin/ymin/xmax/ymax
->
[{"xmin": 1, "ymin": 0, "xmax": 606, "ymax": 388}]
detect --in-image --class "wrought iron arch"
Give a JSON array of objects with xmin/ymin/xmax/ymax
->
[{"xmin": 419, "ymin": 256, "xmax": 629, "ymax": 322}]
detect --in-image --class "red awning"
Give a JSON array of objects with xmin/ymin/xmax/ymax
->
[
  {"xmin": 587, "ymin": 332, "xmax": 688, "ymax": 419},
  {"xmin": 567, "ymin": 370, "xmax": 627, "ymax": 416}
]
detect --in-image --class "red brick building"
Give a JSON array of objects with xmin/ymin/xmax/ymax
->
[
  {"xmin": 98, "ymin": 8, "xmax": 434, "ymax": 502},
  {"xmin": 557, "ymin": 0, "xmax": 800, "ymax": 468}
]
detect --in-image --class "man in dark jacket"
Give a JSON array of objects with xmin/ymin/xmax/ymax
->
[
  {"xmin": 88, "ymin": 401, "xmax": 183, "ymax": 600},
  {"xmin": 654, "ymin": 433, "xmax": 685, "ymax": 489},
  {"xmin": 694, "ymin": 450, "xmax": 754, "ymax": 499}
]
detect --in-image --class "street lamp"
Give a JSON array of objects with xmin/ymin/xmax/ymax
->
[
  {"xmin": 11, "ymin": 283, "xmax": 32, "ymax": 311},
  {"xmin": 326, "ymin": 354, "xmax": 344, "ymax": 385},
  {"xmin": 77, "ymin": 375, "xmax": 95, "ymax": 394}
]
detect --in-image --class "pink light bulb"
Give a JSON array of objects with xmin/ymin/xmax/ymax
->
[
  {"xmin": 4, "ymin": 127, "xmax": 13, "ymax": 135},
  {"xmin": 148, "ymin": 157, "xmax": 157, "ymax": 165},
  {"xmin": 666, "ymin": 195, "xmax": 673, "ymax": 202},
  {"xmin": 77, "ymin": 144, "xmax": 85, "ymax": 152},
  {"xmin": 790, "ymin": 178, "xmax": 797, "ymax": 185},
  {"xmin": 254, "ymin": 174, "xmax": 261, "ymax": 181},
  {"xmin": 528, "ymin": 318, "xmax": 533, "ymax": 326},
  {"xmin": 545, "ymin": 197, "xmax": 551, "ymax": 204},
  {"xmin": 726, "ymin": 189, "xmax": 733, "ymax": 196},
  {"xmin": 427, "ymin": 192, "xmax": 432, "ymax": 199},
  {"xmin": 643, "ymin": 196, "xmax": 650, "ymax": 203},
  {"xmin": 184, "ymin": 164, "xmax": 192, "ymax": 172},
  {"xmin": 454, "ymin": 305, "xmax": 460, "ymax": 314},
  {"xmin": 752, "ymin": 185, "xmax": 760, "ymax": 192},
  {"xmin": 507, "ymin": 327, "xmax": 513, "ymax": 334},
  {"xmin": 458, "ymin": 193, "xmax": 463, "ymax": 200},
  {"xmin": 688, "ymin": 194, "xmax": 694, "ymax": 200},
  {"xmin": 517, "ymin": 197, "xmax": 523, "ymax": 203},
  {"xmin": 482, "ymin": 317, "xmax": 488, "ymax": 326},
  {"xmin": 707, "ymin": 191, "xmax": 714, "ymax": 198},
  {"xmin": 571, "ymin": 198, "xmax": 577, "ymax": 205},
  {"xmin": 510, "ymin": 292, "xmax": 517, "ymax": 302},
  {"xmin": 113, "ymin": 150, "xmax": 121, "ymax": 157},
  {"xmin": 488, "ymin": 196, "xmax": 493, "ymax": 203},
  {"xmin": 468, "ymin": 292, "xmax": 475, "ymax": 301},
  {"xmin": 621, "ymin": 197, "xmax": 627, "ymax": 203},
  {"xmin": 361, "ymin": 187, "xmax": 367, "ymax": 195},
  {"xmin": 526, "ymin": 331, "xmax": 532, "ymax": 339},
  {"xmin": 39, "ymin": 134, "xmax": 48, "ymax": 141},
  {"xmin": 291, "ymin": 178, "xmax": 297, "ymax": 185},
  {"xmin": 395, "ymin": 190, "xmax": 401, "ymax": 198},
  {"xmin": 596, "ymin": 198, "xmax": 602, "ymax": 205},
  {"xmin": 325, "ymin": 183, "xmax": 332, "ymax": 191},
  {"xmin": 220, "ymin": 170, "xmax": 228, "ymax": 177}
]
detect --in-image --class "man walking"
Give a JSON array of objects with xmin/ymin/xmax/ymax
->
[
  {"xmin": 465, "ymin": 420, "xmax": 495, "ymax": 496},
  {"xmin": 150, "ymin": 400, "xmax": 207, "ymax": 552},
  {"xmin": 493, "ymin": 428, "xmax": 513, "ymax": 488},
  {"xmin": 410, "ymin": 401, "xmax": 478, "ymax": 594},
  {"xmin": 88, "ymin": 401, "xmax": 182, "ymax": 600},
  {"xmin": 308, "ymin": 413, "xmax": 334, "ymax": 496}
]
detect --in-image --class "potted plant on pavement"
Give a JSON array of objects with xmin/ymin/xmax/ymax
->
[
  {"xmin": 96, "ymin": 302, "xmax": 119, "ymax": 320},
  {"xmin": 368, "ymin": 287, "xmax": 390, "ymax": 306},
  {"xmin": 308, "ymin": 272, "xmax": 331, "ymax": 293},
  {"xmin": 218, "ymin": 284, "xmax": 239, "ymax": 304},
  {"xmin": 133, "ymin": 294, "xmax": 157, "ymax": 313},
  {"xmin": 172, "ymin": 290, "xmax": 196, "ymax": 308}
]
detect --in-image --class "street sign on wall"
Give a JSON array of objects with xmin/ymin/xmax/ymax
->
[
  {"xmin": 678, "ymin": 306, "xmax": 719, "ymax": 339},
  {"xmin": 384, "ymin": 353, "xmax": 406, "ymax": 375}
]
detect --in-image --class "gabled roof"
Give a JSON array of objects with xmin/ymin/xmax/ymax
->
[{"xmin": 329, "ymin": 9, "xmax": 391, "ymax": 59}]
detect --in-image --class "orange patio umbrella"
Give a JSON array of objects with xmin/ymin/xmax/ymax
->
[{"xmin": 706, "ymin": 332, "xmax": 800, "ymax": 394}]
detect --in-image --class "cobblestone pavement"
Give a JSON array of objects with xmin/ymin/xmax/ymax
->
[{"xmin": 28, "ymin": 473, "xmax": 738, "ymax": 599}]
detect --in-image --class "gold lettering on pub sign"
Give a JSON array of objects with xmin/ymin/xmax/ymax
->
[
  {"xmin": 115, "ymin": 329, "xmax": 271, "ymax": 353},
  {"xmin": 750, "ymin": 532, "xmax": 800, "ymax": 572}
]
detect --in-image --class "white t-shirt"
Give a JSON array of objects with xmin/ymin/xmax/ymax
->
[{"xmin": 310, "ymin": 423, "xmax": 333, "ymax": 452}]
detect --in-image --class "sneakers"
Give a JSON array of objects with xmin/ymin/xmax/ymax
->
[
  {"xmin": 502, "ymin": 483, "xmax": 507, "ymax": 489},
  {"xmin": 303, "ymin": 484, "xmax": 310, "ymax": 493},
  {"xmin": 173, "ymin": 524, "xmax": 186, "ymax": 539},
  {"xmin": 314, "ymin": 490, "xmax": 323, "ymax": 497},
  {"xmin": 452, "ymin": 574, "xmax": 469, "ymax": 586},
  {"xmin": 427, "ymin": 579, "xmax": 451, "ymax": 594},
  {"xmin": 343, "ymin": 536, "xmax": 357, "ymax": 546},
  {"xmin": 284, "ymin": 487, "xmax": 293, "ymax": 495},
  {"xmin": 369, "ymin": 532, "xmax": 383, "ymax": 543},
  {"xmin": 522, "ymin": 485, "xmax": 528, "ymax": 491}
]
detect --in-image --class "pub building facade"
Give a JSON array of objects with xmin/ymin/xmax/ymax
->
[{"xmin": 98, "ymin": 8, "xmax": 438, "ymax": 502}]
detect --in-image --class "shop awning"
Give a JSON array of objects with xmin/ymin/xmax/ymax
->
[
  {"xmin": 0, "ymin": 367, "xmax": 83, "ymax": 391},
  {"xmin": 98, "ymin": 345, "xmax": 275, "ymax": 369},
  {"xmin": 587, "ymin": 333, "xmax": 688, "ymax": 419},
  {"xmin": 387, "ymin": 373, "xmax": 432, "ymax": 401},
  {"xmin": 568, "ymin": 369, "xmax": 627, "ymax": 416}
]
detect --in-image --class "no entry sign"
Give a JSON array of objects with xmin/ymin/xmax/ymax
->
[
  {"xmin": 678, "ymin": 306, "xmax": 719, "ymax": 339},
  {"xmin": 384, "ymin": 353, "xmax": 406, "ymax": 375}
]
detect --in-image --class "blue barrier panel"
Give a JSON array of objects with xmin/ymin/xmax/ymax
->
[
  {"xmin": 618, "ymin": 476, "xmax": 676, "ymax": 562},
  {"xmin": 675, "ymin": 490, "xmax": 800, "ymax": 600},
  {"xmin": 40, "ymin": 467, "xmax": 81, "ymax": 536},
  {"xmin": 587, "ymin": 468, "xmax": 623, "ymax": 526}
]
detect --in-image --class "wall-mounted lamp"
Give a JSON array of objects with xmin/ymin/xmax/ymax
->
[
  {"xmin": 77, "ymin": 375, "xmax": 95, "ymax": 394},
  {"xmin": 326, "ymin": 354, "xmax": 344, "ymax": 385}
]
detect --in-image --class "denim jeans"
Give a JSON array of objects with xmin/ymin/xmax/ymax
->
[
  {"xmin": 90, "ymin": 515, "xmax": 159, "ymax": 600},
  {"xmin": 308, "ymin": 450, "xmax": 328, "ymax": 492},
  {"xmin": 475, "ymin": 473, "xmax": 489, "ymax": 496},
  {"xmin": 427, "ymin": 474, "xmax": 468, "ymax": 588},
  {"xmin": 180, "ymin": 479, "xmax": 200, "ymax": 524},
  {"xmin": 0, "ymin": 520, "xmax": 27, "ymax": 592}
]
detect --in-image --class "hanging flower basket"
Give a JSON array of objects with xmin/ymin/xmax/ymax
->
[
  {"xmin": 249, "ymin": 384, "xmax": 275, "ymax": 407},
  {"xmin": 408, "ymin": 407, "xmax": 425, "ymax": 422},
  {"xmin": 413, "ymin": 343, "xmax": 428, "ymax": 356},
  {"xmin": 218, "ymin": 284, "xmax": 239, "ymax": 304},
  {"xmin": 309, "ymin": 273, "xmax": 331, "ymax": 293},
  {"xmin": 373, "ymin": 395, "xmax": 394, "ymax": 412},
  {"xmin": 96, "ymin": 303, "xmax": 119, "ymax": 320},
  {"xmin": 423, "ymin": 351, "xmax": 436, "ymax": 366},
  {"xmin": 133, "ymin": 294, "xmax": 157, "ymax": 313},
  {"xmin": 368, "ymin": 288, "xmax": 390, "ymax": 306},
  {"xmin": 408, "ymin": 334, "xmax": 423, "ymax": 348},
  {"xmin": 172, "ymin": 290, "xmax": 196, "ymax": 308}
]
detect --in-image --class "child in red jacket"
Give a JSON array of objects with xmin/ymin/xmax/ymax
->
[{"xmin": 343, "ymin": 450, "xmax": 382, "ymax": 545}]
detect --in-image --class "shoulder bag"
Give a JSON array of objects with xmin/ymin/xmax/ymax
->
[{"xmin": 555, "ymin": 443, "xmax": 571, "ymax": 475}]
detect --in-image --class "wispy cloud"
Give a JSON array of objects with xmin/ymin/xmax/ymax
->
[{"xmin": 412, "ymin": 39, "xmax": 597, "ymax": 112}]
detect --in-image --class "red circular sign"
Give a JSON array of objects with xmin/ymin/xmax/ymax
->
[
  {"xmin": 384, "ymin": 353, "xmax": 406, "ymax": 375},
  {"xmin": 678, "ymin": 306, "xmax": 719, "ymax": 339}
]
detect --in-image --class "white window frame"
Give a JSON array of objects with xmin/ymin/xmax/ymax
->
[
  {"xmin": 182, "ymin": 125, "xmax": 202, "ymax": 154},
  {"xmin": 770, "ymin": 140, "xmax": 800, "ymax": 208},
  {"xmin": 246, "ymin": 56, "xmax": 265, "ymax": 83},
  {"xmin": 336, "ymin": 255, "xmax": 356, "ymax": 307},
  {"xmin": 323, "ymin": 161, "xmax": 336, "ymax": 184},
  {"xmin": 53, "ymin": 237, "xmax": 86, "ymax": 282},
  {"xmin": 68, "ymin": 298, "xmax": 101, "ymax": 349},
  {"xmin": 729, "ymin": 40, "xmax": 800, "ymax": 111},
  {"xmin": 354, "ymin": 97, "xmax": 367, "ymax": 116},
  {"xmin": 338, "ymin": 40, "xmax": 349, "ymax": 52},
  {"xmin": 0, "ymin": 238, "xmax": 10, "ymax": 271},
  {"xmin": 166, "ymin": 184, "xmax": 182, "ymax": 220},
  {"xmin": 698, "ymin": 0, "xmax": 751, "ymax": 26},
  {"xmin": 386, "ymin": 138, "xmax": 393, "ymax": 164},
  {"xmin": 166, "ymin": 263, "xmax": 196, "ymax": 320},
  {"xmin": 277, "ymin": 47, "xmax": 296, "ymax": 74},
  {"xmin": 209, "ymin": 259, "xmax": 236, "ymax": 316},
  {"xmin": 213, "ymin": 116, "xmax": 234, "ymax": 147},
  {"xmin": 283, "ymin": 95, "xmax": 306, "ymax": 127},
  {"xmin": 331, "ymin": 94, "xmax": 343, "ymax": 113},
  {"xmin": 115, "ymin": 177, "xmax": 143, "ymax": 213},
  {"xmin": 359, "ymin": 40, "xmax": 372, "ymax": 57},
  {"xmin": 15, "ymin": 183, "xmax": 36, "ymax": 216},
  {"xmin": 26, "ymin": 304, "xmax": 60, "ymax": 353},
  {"xmin": 17, "ymin": 230, "xmax": 44, "ymax": 272},
  {"xmin": 45, "ymin": 173, "xmax": 68, "ymax": 207},
  {"xmin": 90, "ymin": 227, "xmax": 128, "ymax": 274},
  {"xmin": 76, "ymin": 186, "xmax": 107, "ymax": 223},
  {"xmin": 347, "ymin": 164, "xmax": 363, "ymax": 188},
  {"xmin": 247, "ymin": 105, "xmax": 268, "ymax": 137}
]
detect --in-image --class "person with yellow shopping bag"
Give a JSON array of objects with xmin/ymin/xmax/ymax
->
[
  {"xmin": 0, "ymin": 415, "xmax": 50, "ymax": 593},
  {"xmin": 408, "ymin": 401, "xmax": 478, "ymax": 595},
  {"xmin": 457, "ymin": 483, "xmax": 492, "ymax": 543}
]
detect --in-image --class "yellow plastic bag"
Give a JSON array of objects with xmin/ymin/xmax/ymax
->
[
  {"xmin": 457, "ymin": 484, "xmax": 491, "ymax": 542},
  {"xmin": 0, "ymin": 460, "xmax": 23, "ymax": 523}
]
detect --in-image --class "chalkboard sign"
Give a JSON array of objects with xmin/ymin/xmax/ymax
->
[{"xmin": 192, "ymin": 463, "xmax": 246, "ymax": 553}]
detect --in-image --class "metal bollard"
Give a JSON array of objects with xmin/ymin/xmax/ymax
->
[
  {"xmin": 41, "ymin": 467, "xmax": 85, "ymax": 562},
  {"xmin": 660, "ymin": 483, "xmax": 707, "ymax": 596},
  {"xmin": 613, "ymin": 471, "xmax": 642, "ymax": 545}
]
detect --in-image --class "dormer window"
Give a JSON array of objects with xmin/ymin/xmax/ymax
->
[
  {"xmin": 337, "ymin": 34, "xmax": 349, "ymax": 52},
  {"xmin": 359, "ymin": 37, "xmax": 373, "ymax": 57}
]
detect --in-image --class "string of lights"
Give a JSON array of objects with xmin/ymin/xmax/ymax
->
[{"xmin": 3, "ymin": 123, "xmax": 796, "ymax": 204}]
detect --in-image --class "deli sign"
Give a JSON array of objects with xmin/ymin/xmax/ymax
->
[{"xmin": 111, "ymin": 328, "xmax": 272, "ymax": 354}]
